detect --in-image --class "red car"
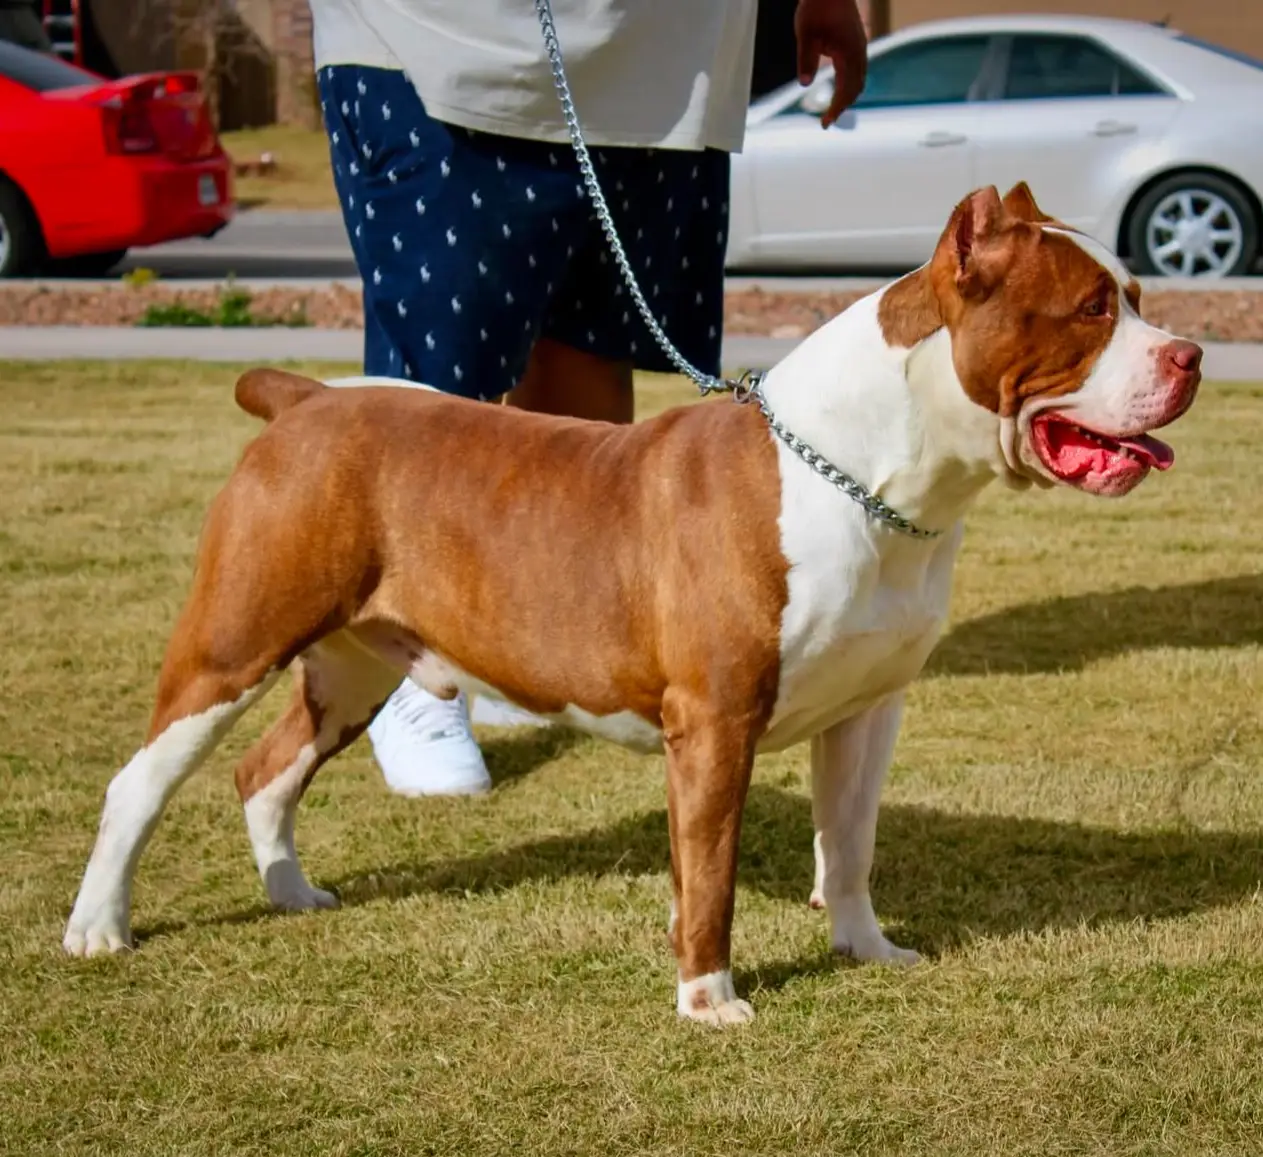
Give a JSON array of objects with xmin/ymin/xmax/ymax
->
[{"xmin": 0, "ymin": 40, "xmax": 234, "ymax": 277}]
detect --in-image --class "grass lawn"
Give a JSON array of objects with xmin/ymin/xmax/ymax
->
[
  {"xmin": 2, "ymin": 360, "xmax": 1262, "ymax": 1155},
  {"xmin": 222, "ymin": 127, "xmax": 338, "ymax": 211}
]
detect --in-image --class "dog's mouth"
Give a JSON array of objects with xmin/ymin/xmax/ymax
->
[{"xmin": 1030, "ymin": 412, "xmax": 1174, "ymax": 495}]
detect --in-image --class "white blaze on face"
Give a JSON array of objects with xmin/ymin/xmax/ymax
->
[
  {"xmin": 1017, "ymin": 228, "xmax": 1197, "ymax": 497},
  {"xmin": 1043, "ymin": 229, "xmax": 1180, "ymax": 429}
]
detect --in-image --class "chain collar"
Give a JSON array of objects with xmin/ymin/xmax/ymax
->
[{"xmin": 736, "ymin": 373, "xmax": 943, "ymax": 540}]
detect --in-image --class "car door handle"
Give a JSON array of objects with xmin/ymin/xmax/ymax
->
[
  {"xmin": 918, "ymin": 131, "xmax": 967, "ymax": 147},
  {"xmin": 1093, "ymin": 119, "xmax": 1137, "ymax": 137}
]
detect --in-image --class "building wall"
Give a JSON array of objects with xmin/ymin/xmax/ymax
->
[
  {"xmin": 888, "ymin": 0, "xmax": 1263, "ymax": 61},
  {"xmin": 88, "ymin": 0, "xmax": 314, "ymax": 130}
]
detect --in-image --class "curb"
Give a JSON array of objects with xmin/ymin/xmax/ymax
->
[{"xmin": 3, "ymin": 328, "xmax": 1262, "ymax": 380}]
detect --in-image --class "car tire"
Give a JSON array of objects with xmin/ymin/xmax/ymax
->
[
  {"xmin": 0, "ymin": 179, "xmax": 42, "ymax": 279},
  {"xmin": 1128, "ymin": 172, "xmax": 1259, "ymax": 279},
  {"xmin": 42, "ymin": 249, "xmax": 129, "ymax": 278}
]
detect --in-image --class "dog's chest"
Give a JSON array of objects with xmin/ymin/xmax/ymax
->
[{"xmin": 760, "ymin": 457, "xmax": 962, "ymax": 752}]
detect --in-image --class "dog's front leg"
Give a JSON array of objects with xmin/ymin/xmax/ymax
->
[
  {"xmin": 809, "ymin": 693, "xmax": 919, "ymax": 965},
  {"xmin": 663, "ymin": 687, "xmax": 758, "ymax": 1026}
]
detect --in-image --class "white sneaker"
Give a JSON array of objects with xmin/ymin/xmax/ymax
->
[{"xmin": 368, "ymin": 682, "xmax": 492, "ymax": 797}]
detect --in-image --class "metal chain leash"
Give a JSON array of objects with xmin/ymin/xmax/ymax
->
[{"xmin": 534, "ymin": 0, "xmax": 941, "ymax": 540}]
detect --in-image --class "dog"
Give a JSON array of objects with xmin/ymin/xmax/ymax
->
[{"xmin": 63, "ymin": 183, "xmax": 1202, "ymax": 1025}]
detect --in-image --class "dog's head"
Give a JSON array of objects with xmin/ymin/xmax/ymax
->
[{"xmin": 881, "ymin": 183, "xmax": 1202, "ymax": 497}]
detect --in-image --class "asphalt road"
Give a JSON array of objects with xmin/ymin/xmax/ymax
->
[
  {"xmin": 119, "ymin": 211, "xmax": 360, "ymax": 281},
  {"xmin": 2, "ymin": 208, "xmax": 1253, "ymax": 290},
  {"xmin": 104, "ymin": 211, "xmax": 892, "ymax": 290}
]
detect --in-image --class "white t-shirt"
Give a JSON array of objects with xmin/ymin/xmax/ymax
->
[{"xmin": 309, "ymin": 0, "xmax": 759, "ymax": 153}]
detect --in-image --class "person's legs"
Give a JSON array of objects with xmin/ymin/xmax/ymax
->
[
  {"xmin": 317, "ymin": 65, "xmax": 613, "ymax": 793},
  {"xmin": 495, "ymin": 149, "xmax": 728, "ymax": 723},
  {"xmin": 319, "ymin": 66, "xmax": 492, "ymax": 795},
  {"xmin": 318, "ymin": 74, "xmax": 730, "ymax": 791},
  {"xmin": 525, "ymin": 145, "xmax": 730, "ymax": 415},
  {"xmin": 506, "ymin": 337, "xmax": 634, "ymax": 423}
]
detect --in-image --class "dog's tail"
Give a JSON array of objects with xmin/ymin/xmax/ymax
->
[{"xmin": 234, "ymin": 368, "xmax": 327, "ymax": 423}]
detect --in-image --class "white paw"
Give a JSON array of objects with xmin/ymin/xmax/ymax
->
[
  {"xmin": 834, "ymin": 933, "xmax": 920, "ymax": 967},
  {"xmin": 830, "ymin": 893, "xmax": 920, "ymax": 966},
  {"xmin": 63, "ymin": 912, "xmax": 132, "ymax": 957},
  {"xmin": 262, "ymin": 860, "xmax": 340, "ymax": 913},
  {"xmin": 682, "ymin": 996, "xmax": 756, "ymax": 1026},
  {"xmin": 676, "ymin": 969, "xmax": 756, "ymax": 1027},
  {"xmin": 808, "ymin": 888, "xmax": 826, "ymax": 910},
  {"xmin": 270, "ymin": 884, "xmax": 339, "ymax": 913}
]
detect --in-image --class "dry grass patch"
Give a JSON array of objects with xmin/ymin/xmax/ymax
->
[
  {"xmin": 1, "ymin": 360, "xmax": 1262, "ymax": 1156},
  {"xmin": 221, "ymin": 127, "xmax": 338, "ymax": 211}
]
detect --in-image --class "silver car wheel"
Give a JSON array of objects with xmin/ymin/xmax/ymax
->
[
  {"xmin": 0, "ymin": 211, "xmax": 10, "ymax": 274},
  {"xmin": 1144, "ymin": 189, "xmax": 1245, "ymax": 278}
]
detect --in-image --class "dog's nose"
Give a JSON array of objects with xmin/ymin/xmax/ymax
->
[{"xmin": 1162, "ymin": 339, "xmax": 1203, "ymax": 378}]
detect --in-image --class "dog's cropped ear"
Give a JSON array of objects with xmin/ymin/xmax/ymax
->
[
  {"xmin": 949, "ymin": 186, "xmax": 1009, "ymax": 300},
  {"xmin": 1001, "ymin": 181, "xmax": 1055, "ymax": 224}
]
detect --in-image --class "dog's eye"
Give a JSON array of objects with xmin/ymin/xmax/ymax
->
[{"xmin": 1081, "ymin": 296, "xmax": 1109, "ymax": 319}]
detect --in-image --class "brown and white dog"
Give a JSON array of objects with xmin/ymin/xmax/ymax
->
[{"xmin": 63, "ymin": 184, "xmax": 1201, "ymax": 1025}]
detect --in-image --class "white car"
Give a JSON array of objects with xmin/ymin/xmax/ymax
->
[{"xmin": 727, "ymin": 16, "xmax": 1263, "ymax": 278}]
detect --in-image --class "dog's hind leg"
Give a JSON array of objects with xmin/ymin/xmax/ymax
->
[
  {"xmin": 63, "ymin": 634, "xmax": 283, "ymax": 957},
  {"xmin": 64, "ymin": 488, "xmax": 364, "ymax": 955},
  {"xmin": 236, "ymin": 630, "xmax": 401, "ymax": 912}
]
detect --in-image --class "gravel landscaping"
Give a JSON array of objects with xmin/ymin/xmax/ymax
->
[{"xmin": 2, "ymin": 282, "xmax": 1262, "ymax": 341}]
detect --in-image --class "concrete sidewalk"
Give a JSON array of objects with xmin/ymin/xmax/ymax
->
[
  {"xmin": 5, "ymin": 327, "xmax": 1263, "ymax": 381},
  {"xmin": 0, "ymin": 327, "xmax": 801, "ymax": 373}
]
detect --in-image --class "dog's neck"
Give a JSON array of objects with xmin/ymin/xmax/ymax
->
[{"xmin": 757, "ymin": 279, "xmax": 1024, "ymax": 538}]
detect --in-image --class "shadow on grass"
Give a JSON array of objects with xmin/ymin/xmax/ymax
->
[
  {"xmin": 134, "ymin": 904, "xmax": 279, "ymax": 948},
  {"xmin": 331, "ymin": 782, "xmax": 1263, "ymax": 963},
  {"xmin": 928, "ymin": 574, "xmax": 1263, "ymax": 677},
  {"xmin": 135, "ymin": 574, "xmax": 1263, "ymax": 972},
  {"xmin": 131, "ymin": 726, "xmax": 579, "ymax": 946},
  {"xmin": 139, "ymin": 780, "xmax": 1263, "ymax": 978},
  {"xmin": 479, "ymin": 725, "xmax": 584, "ymax": 787}
]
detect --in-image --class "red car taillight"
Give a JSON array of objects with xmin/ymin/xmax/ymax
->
[{"xmin": 99, "ymin": 96, "xmax": 158, "ymax": 155}]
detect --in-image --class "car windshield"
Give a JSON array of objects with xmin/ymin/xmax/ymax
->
[
  {"xmin": 1175, "ymin": 34, "xmax": 1263, "ymax": 72},
  {"xmin": 0, "ymin": 41, "xmax": 97, "ymax": 92}
]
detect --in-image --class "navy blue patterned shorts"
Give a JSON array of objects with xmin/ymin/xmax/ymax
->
[{"xmin": 318, "ymin": 65, "xmax": 730, "ymax": 400}]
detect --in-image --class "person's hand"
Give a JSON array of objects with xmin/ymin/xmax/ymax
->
[{"xmin": 794, "ymin": 0, "xmax": 869, "ymax": 128}]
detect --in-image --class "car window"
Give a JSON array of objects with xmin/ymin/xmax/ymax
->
[
  {"xmin": 1003, "ymin": 34, "xmax": 1164, "ymax": 99},
  {"xmin": 787, "ymin": 34, "xmax": 992, "ymax": 115},
  {"xmin": 852, "ymin": 35, "xmax": 992, "ymax": 108},
  {"xmin": 0, "ymin": 39, "xmax": 96, "ymax": 92}
]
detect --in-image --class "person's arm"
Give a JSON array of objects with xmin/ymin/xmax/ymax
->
[{"xmin": 793, "ymin": 0, "xmax": 869, "ymax": 127}]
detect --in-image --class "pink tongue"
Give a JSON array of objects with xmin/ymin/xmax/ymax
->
[
  {"xmin": 1045, "ymin": 421, "xmax": 1175, "ymax": 478},
  {"xmin": 1118, "ymin": 433, "xmax": 1174, "ymax": 470}
]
